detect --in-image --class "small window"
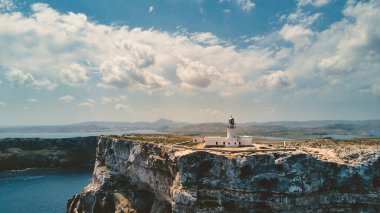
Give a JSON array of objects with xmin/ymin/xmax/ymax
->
[
  {"xmin": 223, "ymin": 142, "xmax": 225, "ymax": 145},
  {"xmin": 216, "ymin": 142, "xmax": 218, "ymax": 145},
  {"xmin": 228, "ymin": 142, "xmax": 230, "ymax": 145},
  {"xmin": 235, "ymin": 142, "xmax": 236, "ymax": 145}
]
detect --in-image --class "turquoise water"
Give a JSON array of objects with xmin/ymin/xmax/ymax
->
[{"xmin": 0, "ymin": 169, "xmax": 92, "ymax": 213}]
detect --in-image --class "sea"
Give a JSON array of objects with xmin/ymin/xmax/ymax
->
[
  {"xmin": 0, "ymin": 130, "xmax": 160, "ymax": 139},
  {"xmin": 0, "ymin": 130, "xmax": 160, "ymax": 213},
  {"xmin": 0, "ymin": 168, "xmax": 92, "ymax": 213}
]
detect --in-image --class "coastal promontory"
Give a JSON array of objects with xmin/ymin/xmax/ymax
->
[{"xmin": 67, "ymin": 135, "xmax": 380, "ymax": 212}]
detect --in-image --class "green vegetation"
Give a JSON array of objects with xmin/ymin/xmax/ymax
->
[
  {"xmin": 120, "ymin": 134, "xmax": 194, "ymax": 146},
  {"xmin": 291, "ymin": 138, "xmax": 380, "ymax": 148}
]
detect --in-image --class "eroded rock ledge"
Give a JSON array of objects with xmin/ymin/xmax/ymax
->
[{"xmin": 68, "ymin": 136, "xmax": 380, "ymax": 213}]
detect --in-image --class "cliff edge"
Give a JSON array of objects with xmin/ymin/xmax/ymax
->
[{"xmin": 67, "ymin": 136, "xmax": 380, "ymax": 212}]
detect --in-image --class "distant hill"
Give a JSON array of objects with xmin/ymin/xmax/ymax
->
[
  {"xmin": 168, "ymin": 120, "xmax": 380, "ymax": 138},
  {"xmin": 0, "ymin": 119, "xmax": 188, "ymax": 133},
  {"xmin": 0, "ymin": 119, "xmax": 379, "ymax": 138}
]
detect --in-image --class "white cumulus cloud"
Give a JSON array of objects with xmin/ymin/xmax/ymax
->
[
  {"xmin": 219, "ymin": 0, "xmax": 255, "ymax": 11},
  {"xmin": 101, "ymin": 95, "xmax": 127, "ymax": 104},
  {"xmin": 190, "ymin": 32, "xmax": 220, "ymax": 46},
  {"xmin": 61, "ymin": 63, "xmax": 89, "ymax": 86},
  {"xmin": 176, "ymin": 57, "xmax": 220, "ymax": 89},
  {"xmin": 262, "ymin": 71, "xmax": 291, "ymax": 89},
  {"xmin": 236, "ymin": 0, "xmax": 255, "ymax": 11},
  {"xmin": 59, "ymin": 95, "xmax": 74, "ymax": 103},
  {"xmin": 298, "ymin": 0, "xmax": 330, "ymax": 8},
  {"xmin": 280, "ymin": 24, "xmax": 314, "ymax": 47},
  {"xmin": 4, "ymin": 68, "xmax": 56, "ymax": 90},
  {"xmin": 115, "ymin": 103, "xmax": 128, "ymax": 110},
  {"xmin": 99, "ymin": 56, "xmax": 170, "ymax": 91},
  {"xmin": 0, "ymin": 3, "xmax": 276, "ymax": 95},
  {"xmin": 0, "ymin": 1, "xmax": 380, "ymax": 104},
  {"xmin": 79, "ymin": 99, "xmax": 95, "ymax": 108}
]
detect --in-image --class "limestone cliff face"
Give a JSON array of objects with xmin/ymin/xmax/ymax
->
[
  {"xmin": 68, "ymin": 137, "xmax": 380, "ymax": 213},
  {"xmin": 0, "ymin": 137, "xmax": 98, "ymax": 171}
]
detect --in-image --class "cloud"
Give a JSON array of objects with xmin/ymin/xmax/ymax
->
[
  {"xmin": 115, "ymin": 103, "xmax": 128, "ymax": 110},
  {"xmin": 0, "ymin": 3, "xmax": 276, "ymax": 95},
  {"xmin": 79, "ymin": 102, "xmax": 94, "ymax": 108},
  {"xmin": 298, "ymin": 0, "xmax": 330, "ymax": 8},
  {"xmin": 59, "ymin": 95, "xmax": 74, "ymax": 103},
  {"xmin": 220, "ymin": 92, "xmax": 235, "ymax": 97},
  {"xmin": 4, "ymin": 68, "xmax": 56, "ymax": 90},
  {"xmin": 149, "ymin": 6, "xmax": 154, "ymax": 13},
  {"xmin": 32, "ymin": 78, "xmax": 57, "ymax": 90},
  {"xmin": 286, "ymin": 9, "xmax": 321, "ymax": 27},
  {"xmin": 1, "ymin": 1, "xmax": 380, "ymax": 104},
  {"xmin": 223, "ymin": 9, "xmax": 231, "ymax": 14},
  {"xmin": 101, "ymin": 97, "xmax": 113, "ymax": 104},
  {"xmin": 28, "ymin": 98, "xmax": 38, "ymax": 103},
  {"xmin": 262, "ymin": 71, "xmax": 291, "ymax": 89},
  {"xmin": 373, "ymin": 83, "xmax": 380, "ymax": 96},
  {"xmin": 176, "ymin": 57, "xmax": 219, "ymax": 89},
  {"xmin": 101, "ymin": 95, "xmax": 127, "ymax": 104},
  {"xmin": 79, "ymin": 99, "xmax": 95, "ymax": 108},
  {"xmin": 315, "ymin": 2, "xmax": 380, "ymax": 77},
  {"xmin": 190, "ymin": 32, "xmax": 220, "ymax": 46},
  {"xmin": 219, "ymin": 0, "xmax": 255, "ymax": 12},
  {"xmin": 5, "ymin": 68, "xmax": 34, "ymax": 86},
  {"xmin": 0, "ymin": 101, "xmax": 6, "ymax": 106},
  {"xmin": 280, "ymin": 24, "xmax": 314, "ymax": 46},
  {"xmin": 221, "ymin": 72, "xmax": 245, "ymax": 86},
  {"xmin": 99, "ymin": 56, "xmax": 169, "ymax": 90},
  {"xmin": 0, "ymin": 0, "xmax": 15, "ymax": 12},
  {"xmin": 276, "ymin": 0, "xmax": 380, "ymax": 101},
  {"xmin": 60, "ymin": 63, "xmax": 89, "ymax": 86},
  {"xmin": 236, "ymin": 0, "xmax": 255, "ymax": 11},
  {"xmin": 199, "ymin": 108, "xmax": 223, "ymax": 116}
]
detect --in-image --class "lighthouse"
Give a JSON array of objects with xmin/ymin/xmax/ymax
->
[
  {"xmin": 227, "ymin": 116, "xmax": 237, "ymax": 138},
  {"xmin": 226, "ymin": 116, "xmax": 239, "ymax": 147},
  {"xmin": 203, "ymin": 116, "xmax": 253, "ymax": 147}
]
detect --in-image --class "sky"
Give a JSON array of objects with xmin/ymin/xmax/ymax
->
[{"xmin": 0, "ymin": 0, "xmax": 379, "ymax": 125}]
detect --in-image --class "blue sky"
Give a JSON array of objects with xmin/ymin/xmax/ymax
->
[{"xmin": 0, "ymin": 0, "xmax": 379, "ymax": 125}]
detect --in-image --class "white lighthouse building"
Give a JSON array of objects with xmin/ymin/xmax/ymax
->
[{"xmin": 204, "ymin": 116, "xmax": 252, "ymax": 147}]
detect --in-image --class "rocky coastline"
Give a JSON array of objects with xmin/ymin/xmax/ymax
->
[
  {"xmin": 67, "ymin": 136, "xmax": 380, "ymax": 212},
  {"xmin": 0, "ymin": 137, "xmax": 98, "ymax": 171}
]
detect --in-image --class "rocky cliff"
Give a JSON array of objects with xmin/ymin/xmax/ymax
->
[
  {"xmin": 68, "ymin": 136, "xmax": 380, "ymax": 212},
  {"xmin": 0, "ymin": 137, "xmax": 98, "ymax": 171}
]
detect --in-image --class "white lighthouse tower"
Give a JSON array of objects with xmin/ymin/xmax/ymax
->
[
  {"xmin": 226, "ymin": 116, "xmax": 239, "ymax": 147},
  {"xmin": 203, "ymin": 116, "xmax": 252, "ymax": 147}
]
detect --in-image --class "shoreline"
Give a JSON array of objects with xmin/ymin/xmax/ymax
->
[{"xmin": 0, "ymin": 136, "xmax": 98, "ymax": 172}]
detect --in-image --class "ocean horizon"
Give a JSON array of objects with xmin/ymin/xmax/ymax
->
[{"xmin": 0, "ymin": 130, "xmax": 161, "ymax": 139}]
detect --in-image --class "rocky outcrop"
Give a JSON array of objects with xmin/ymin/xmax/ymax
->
[
  {"xmin": 0, "ymin": 137, "xmax": 98, "ymax": 171},
  {"xmin": 68, "ymin": 137, "xmax": 380, "ymax": 212}
]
